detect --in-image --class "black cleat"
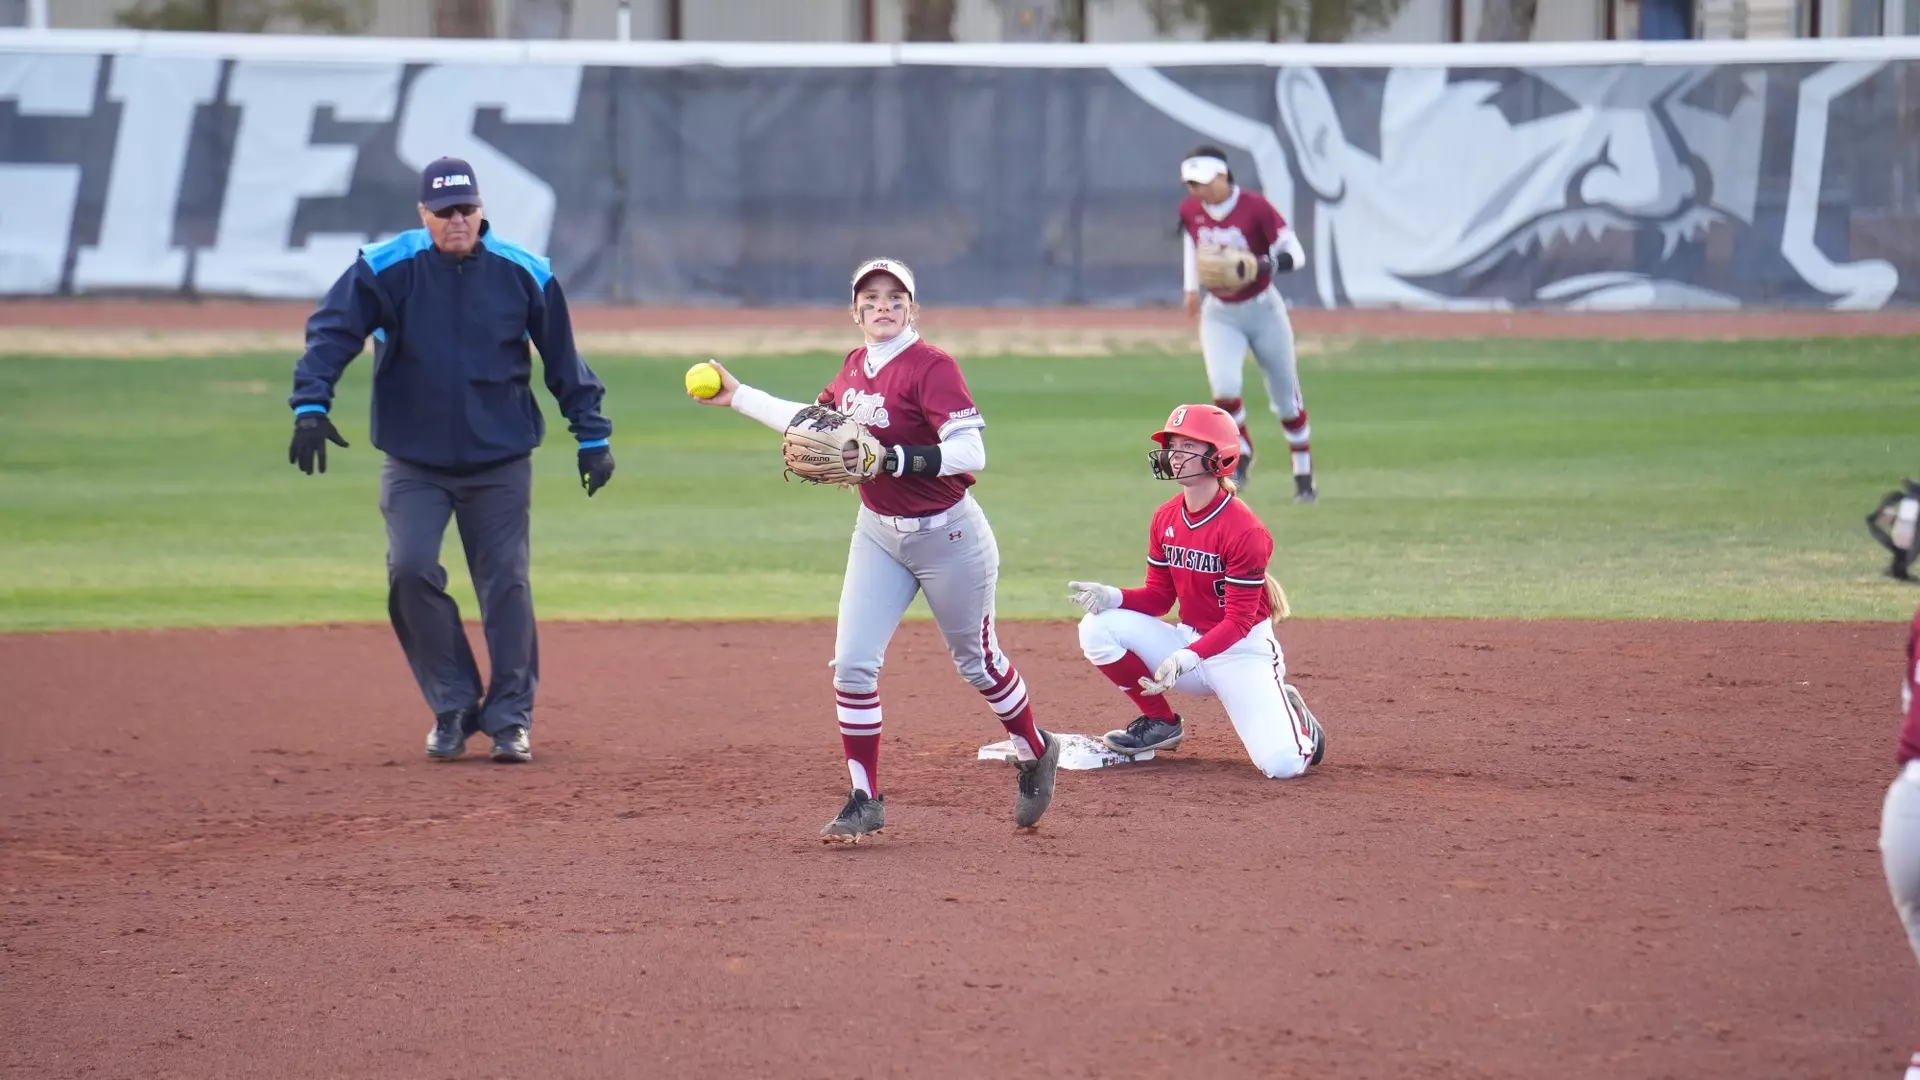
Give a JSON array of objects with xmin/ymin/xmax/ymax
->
[
  {"xmin": 1102, "ymin": 715, "xmax": 1185, "ymax": 757},
  {"xmin": 821, "ymin": 789, "xmax": 885, "ymax": 842},
  {"xmin": 1284, "ymin": 685, "xmax": 1326, "ymax": 767},
  {"xmin": 1234, "ymin": 449, "xmax": 1253, "ymax": 488},
  {"xmin": 426, "ymin": 705, "xmax": 479, "ymax": 760},
  {"xmin": 1293, "ymin": 473, "xmax": 1317, "ymax": 504},
  {"xmin": 490, "ymin": 725, "xmax": 532, "ymax": 764},
  {"xmin": 1013, "ymin": 730, "xmax": 1061, "ymax": 829}
]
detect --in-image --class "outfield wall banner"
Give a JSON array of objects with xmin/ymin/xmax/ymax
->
[{"xmin": 2, "ymin": 34, "xmax": 1918, "ymax": 309}]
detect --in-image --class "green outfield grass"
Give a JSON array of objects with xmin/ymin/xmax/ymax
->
[{"xmin": 1, "ymin": 337, "xmax": 1916, "ymax": 632}]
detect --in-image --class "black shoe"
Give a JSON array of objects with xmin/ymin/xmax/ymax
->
[
  {"xmin": 1234, "ymin": 450, "xmax": 1253, "ymax": 488},
  {"xmin": 1284, "ymin": 685, "xmax": 1326, "ymax": 767},
  {"xmin": 426, "ymin": 705, "xmax": 478, "ymax": 760},
  {"xmin": 1293, "ymin": 473, "xmax": 1317, "ymax": 504},
  {"xmin": 1102, "ymin": 715, "xmax": 1185, "ymax": 756},
  {"xmin": 490, "ymin": 725, "xmax": 532, "ymax": 764},
  {"xmin": 821, "ymin": 789, "xmax": 885, "ymax": 842},
  {"xmin": 1013, "ymin": 730, "xmax": 1062, "ymax": 828}
]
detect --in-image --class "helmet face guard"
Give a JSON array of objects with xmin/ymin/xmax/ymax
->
[
  {"xmin": 1149, "ymin": 445, "xmax": 1225, "ymax": 480},
  {"xmin": 1150, "ymin": 404, "xmax": 1240, "ymax": 480}
]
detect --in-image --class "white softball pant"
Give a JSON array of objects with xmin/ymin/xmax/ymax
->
[
  {"xmin": 1200, "ymin": 284, "xmax": 1305, "ymax": 425},
  {"xmin": 831, "ymin": 494, "xmax": 1020, "ymax": 703},
  {"xmin": 1881, "ymin": 761, "xmax": 1920, "ymax": 965},
  {"xmin": 1078, "ymin": 607, "xmax": 1317, "ymax": 779}
]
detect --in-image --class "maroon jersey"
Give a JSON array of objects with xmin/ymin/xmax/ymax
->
[
  {"xmin": 1180, "ymin": 189, "xmax": 1290, "ymax": 304},
  {"xmin": 820, "ymin": 337, "xmax": 983, "ymax": 519},
  {"xmin": 1899, "ymin": 605, "xmax": 1920, "ymax": 765},
  {"xmin": 1118, "ymin": 488, "xmax": 1274, "ymax": 660}
]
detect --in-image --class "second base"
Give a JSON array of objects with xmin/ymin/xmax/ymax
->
[{"xmin": 977, "ymin": 733, "xmax": 1154, "ymax": 770}]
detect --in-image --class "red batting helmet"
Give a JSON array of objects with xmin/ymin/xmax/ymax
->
[{"xmin": 1150, "ymin": 404, "xmax": 1240, "ymax": 479}]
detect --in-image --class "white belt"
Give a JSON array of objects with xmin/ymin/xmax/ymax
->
[{"xmin": 874, "ymin": 498, "xmax": 967, "ymax": 533}]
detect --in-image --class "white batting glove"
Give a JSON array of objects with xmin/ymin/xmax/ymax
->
[
  {"xmin": 1067, "ymin": 581, "xmax": 1122, "ymax": 615},
  {"xmin": 1138, "ymin": 649, "xmax": 1200, "ymax": 696}
]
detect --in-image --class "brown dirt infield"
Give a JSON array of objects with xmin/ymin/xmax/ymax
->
[{"xmin": 3, "ymin": 618, "xmax": 1914, "ymax": 1079}]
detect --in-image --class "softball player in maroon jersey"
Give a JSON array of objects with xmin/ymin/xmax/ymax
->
[
  {"xmin": 693, "ymin": 258, "xmax": 1059, "ymax": 841},
  {"xmin": 1068, "ymin": 404, "xmax": 1325, "ymax": 778},
  {"xmin": 1178, "ymin": 145, "xmax": 1316, "ymax": 503},
  {"xmin": 1880, "ymin": 603, "xmax": 1920, "ymax": 1079}
]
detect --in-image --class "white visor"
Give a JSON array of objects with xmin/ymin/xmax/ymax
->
[
  {"xmin": 851, "ymin": 258, "xmax": 916, "ymax": 302},
  {"xmin": 1180, "ymin": 155, "xmax": 1229, "ymax": 184}
]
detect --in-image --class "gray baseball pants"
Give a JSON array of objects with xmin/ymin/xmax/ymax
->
[
  {"xmin": 1882, "ymin": 761, "xmax": 1920, "ymax": 963},
  {"xmin": 380, "ymin": 454, "xmax": 536, "ymax": 735},
  {"xmin": 830, "ymin": 495, "xmax": 1034, "ymax": 746},
  {"xmin": 1201, "ymin": 284, "xmax": 1311, "ymax": 471},
  {"xmin": 1199, "ymin": 284, "xmax": 1305, "ymax": 422}
]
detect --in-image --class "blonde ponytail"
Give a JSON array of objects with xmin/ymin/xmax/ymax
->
[
  {"xmin": 1264, "ymin": 574, "xmax": 1291, "ymax": 624},
  {"xmin": 1209, "ymin": 475, "xmax": 1285, "ymax": 623}
]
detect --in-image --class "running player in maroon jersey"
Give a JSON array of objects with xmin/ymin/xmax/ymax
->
[
  {"xmin": 1067, "ymin": 403, "xmax": 1325, "ymax": 777},
  {"xmin": 1880, "ymin": 604, "xmax": 1920, "ymax": 1080},
  {"xmin": 1178, "ymin": 145, "xmax": 1316, "ymax": 502},
  {"xmin": 692, "ymin": 258, "xmax": 1059, "ymax": 841}
]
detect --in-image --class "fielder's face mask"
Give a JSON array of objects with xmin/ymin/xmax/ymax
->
[{"xmin": 1868, "ymin": 478, "xmax": 1920, "ymax": 582}]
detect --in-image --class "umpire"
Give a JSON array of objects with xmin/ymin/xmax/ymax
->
[{"xmin": 286, "ymin": 156, "xmax": 614, "ymax": 765}]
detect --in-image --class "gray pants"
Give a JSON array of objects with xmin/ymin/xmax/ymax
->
[
  {"xmin": 832, "ymin": 495, "xmax": 1021, "ymax": 706},
  {"xmin": 1882, "ymin": 762, "xmax": 1920, "ymax": 964},
  {"xmin": 1199, "ymin": 284, "xmax": 1304, "ymax": 422},
  {"xmin": 380, "ymin": 454, "xmax": 536, "ymax": 735}
]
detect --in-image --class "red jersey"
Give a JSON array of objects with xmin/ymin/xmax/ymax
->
[
  {"xmin": 820, "ymin": 336, "xmax": 983, "ymax": 519},
  {"xmin": 1119, "ymin": 488, "xmax": 1274, "ymax": 660},
  {"xmin": 1899, "ymin": 605, "xmax": 1920, "ymax": 765},
  {"xmin": 1180, "ymin": 188, "xmax": 1290, "ymax": 304}
]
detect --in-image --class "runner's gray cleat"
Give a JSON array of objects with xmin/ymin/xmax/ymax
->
[
  {"xmin": 1013, "ymin": 731, "xmax": 1061, "ymax": 828},
  {"xmin": 1284, "ymin": 684, "xmax": 1325, "ymax": 766},
  {"xmin": 821, "ymin": 789, "xmax": 885, "ymax": 843}
]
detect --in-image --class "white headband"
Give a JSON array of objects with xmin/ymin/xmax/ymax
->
[{"xmin": 1180, "ymin": 155, "xmax": 1229, "ymax": 183}]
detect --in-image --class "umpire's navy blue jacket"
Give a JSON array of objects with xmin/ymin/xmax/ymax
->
[{"xmin": 290, "ymin": 221, "xmax": 611, "ymax": 471}]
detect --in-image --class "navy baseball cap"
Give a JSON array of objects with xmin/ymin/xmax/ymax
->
[{"xmin": 420, "ymin": 157, "xmax": 481, "ymax": 211}]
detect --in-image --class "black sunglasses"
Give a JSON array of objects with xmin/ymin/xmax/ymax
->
[{"xmin": 430, "ymin": 204, "xmax": 479, "ymax": 219}]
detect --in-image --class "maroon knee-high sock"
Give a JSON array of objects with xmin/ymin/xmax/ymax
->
[
  {"xmin": 1096, "ymin": 653, "xmax": 1178, "ymax": 721},
  {"xmin": 982, "ymin": 667, "xmax": 1046, "ymax": 759},
  {"xmin": 835, "ymin": 687, "xmax": 881, "ymax": 795}
]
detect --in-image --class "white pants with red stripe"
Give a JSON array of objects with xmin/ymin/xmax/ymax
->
[
  {"xmin": 831, "ymin": 494, "xmax": 1030, "ymax": 740},
  {"xmin": 1078, "ymin": 608, "xmax": 1316, "ymax": 779}
]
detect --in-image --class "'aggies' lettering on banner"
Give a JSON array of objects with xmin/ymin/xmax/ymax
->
[{"xmin": 0, "ymin": 51, "xmax": 581, "ymax": 297}]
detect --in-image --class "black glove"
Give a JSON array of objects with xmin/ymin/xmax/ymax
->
[
  {"xmin": 288, "ymin": 411, "xmax": 349, "ymax": 475},
  {"xmin": 579, "ymin": 445, "xmax": 614, "ymax": 497}
]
